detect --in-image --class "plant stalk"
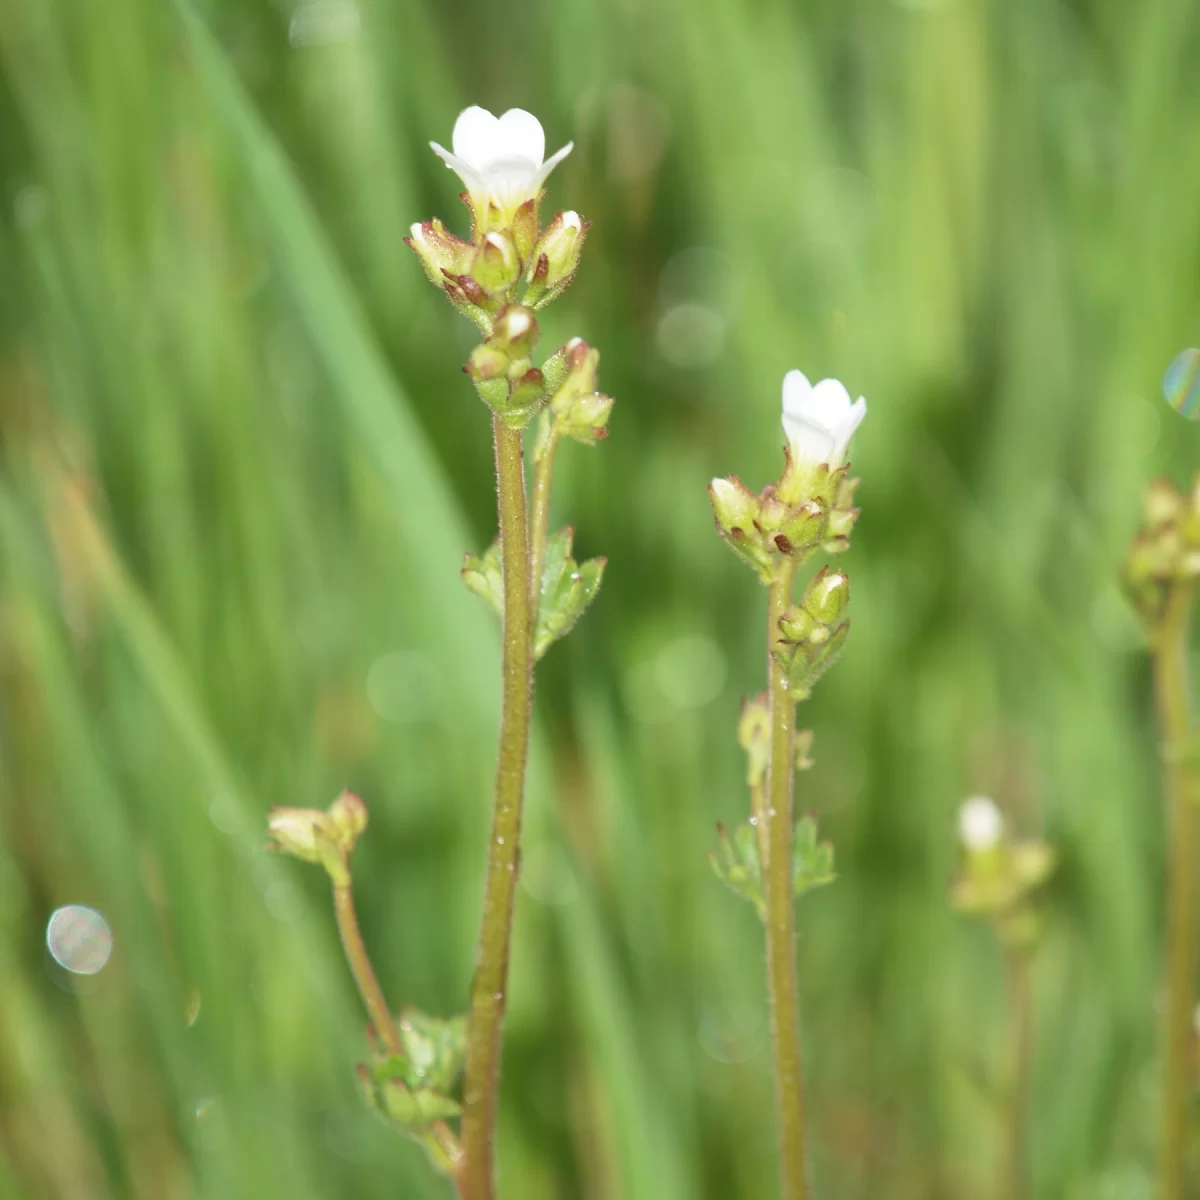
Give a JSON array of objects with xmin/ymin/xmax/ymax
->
[
  {"xmin": 764, "ymin": 556, "xmax": 810, "ymax": 1200},
  {"xmin": 459, "ymin": 417, "xmax": 536, "ymax": 1200},
  {"xmin": 332, "ymin": 881, "xmax": 401, "ymax": 1056},
  {"xmin": 1004, "ymin": 947, "xmax": 1032, "ymax": 1200},
  {"xmin": 1155, "ymin": 581, "xmax": 1198, "ymax": 1200}
]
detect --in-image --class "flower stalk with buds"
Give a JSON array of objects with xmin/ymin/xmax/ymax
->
[
  {"xmin": 707, "ymin": 371, "xmax": 863, "ymax": 1200},
  {"xmin": 267, "ymin": 793, "xmax": 467, "ymax": 1173},
  {"xmin": 1122, "ymin": 475, "xmax": 1200, "ymax": 1200},
  {"xmin": 951, "ymin": 795, "xmax": 1056, "ymax": 1200},
  {"xmin": 405, "ymin": 105, "xmax": 610, "ymax": 1200}
]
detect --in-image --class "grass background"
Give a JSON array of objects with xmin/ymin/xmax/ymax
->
[{"xmin": 2, "ymin": 0, "xmax": 1200, "ymax": 1195}]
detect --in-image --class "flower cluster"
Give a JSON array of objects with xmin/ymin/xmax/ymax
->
[
  {"xmin": 709, "ymin": 372, "xmax": 865, "ymax": 582},
  {"xmin": 1122, "ymin": 475, "xmax": 1200, "ymax": 627},
  {"xmin": 407, "ymin": 107, "xmax": 595, "ymax": 431},
  {"xmin": 952, "ymin": 795, "xmax": 1056, "ymax": 949}
]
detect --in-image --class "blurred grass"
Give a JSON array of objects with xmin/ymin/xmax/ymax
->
[{"xmin": 2, "ymin": 0, "xmax": 1200, "ymax": 1196}]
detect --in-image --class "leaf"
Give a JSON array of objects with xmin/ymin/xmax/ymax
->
[
  {"xmin": 707, "ymin": 821, "xmax": 765, "ymax": 920},
  {"xmin": 535, "ymin": 528, "xmax": 606, "ymax": 659},
  {"xmin": 792, "ymin": 816, "xmax": 837, "ymax": 898},
  {"xmin": 461, "ymin": 538, "xmax": 504, "ymax": 616}
]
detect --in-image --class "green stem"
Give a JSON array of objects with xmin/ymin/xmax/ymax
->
[
  {"xmin": 764, "ymin": 557, "xmax": 810, "ymax": 1200},
  {"xmin": 529, "ymin": 426, "xmax": 559, "ymax": 604},
  {"xmin": 332, "ymin": 880, "xmax": 401, "ymax": 1056},
  {"xmin": 459, "ymin": 417, "xmax": 535, "ymax": 1200},
  {"xmin": 1155, "ymin": 581, "xmax": 1198, "ymax": 1200},
  {"xmin": 1004, "ymin": 947, "xmax": 1032, "ymax": 1200}
]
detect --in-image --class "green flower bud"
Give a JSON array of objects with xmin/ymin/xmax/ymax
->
[
  {"xmin": 266, "ymin": 802, "xmax": 351, "ymax": 885},
  {"xmin": 710, "ymin": 476, "xmax": 761, "ymax": 539},
  {"xmin": 525, "ymin": 210, "xmax": 588, "ymax": 309},
  {"xmin": 465, "ymin": 343, "xmax": 509, "ymax": 382},
  {"xmin": 778, "ymin": 606, "xmax": 815, "ymax": 643},
  {"xmin": 405, "ymin": 219, "xmax": 472, "ymax": 286},
  {"xmin": 490, "ymin": 304, "xmax": 539, "ymax": 358},
  {"xmin": 775, "ymin": 501, "xmax": 827, "ymax": 556},
  {"xmin": 472, "ymin": 231, "xmax": 521, "ymax": 293},
  {"xmin": 328, "ymin": 790, "xmax": 368, "ymax": 850},
  {"xmin": 802, "ymin": 566, "xmax": 850, "ymax": 625}
]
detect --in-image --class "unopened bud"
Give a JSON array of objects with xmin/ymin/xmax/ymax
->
[
  {"xmin": 525, "ymin": 211, "xmax": 588, "ymax": 309},
  {"xmin": 490, "ymin": 304, "xmax": 539, "ymax": 357},
  {"xmin": 266, "ymin": 806, "xmax": 349, "ymax": 885},
  {"xmin": 406, "ymin": 219, "xmax": 471, "ymax": 287},
  {"xmin": 776, "ymin": 501, "xmax": 827, "ymax": 556},
  {"xmin": 778, "ymin": 607, "xmax": 815, "ymax": 643},
  {"xmin": 710, "ymin": 476, "xmax": 761, "ymax": 537},
  {"xmin": 328, "ymin": 790, "xmax": 368, "ymax": 849},
  {"xmin": 473, "ymin": 232, "xmax": 521, "ymax": 293},
  {"xmin": 465, "ymin": 343, "xmax": 510, "ymax": 382},
  {"xmin": 803, "ymin": 566, "xmax": 850, "ymax": 625}
]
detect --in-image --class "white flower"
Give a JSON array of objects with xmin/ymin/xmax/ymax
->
[
  {"xmin": 780, "ymin": 370, "xmax": 867, "ymax": 468},
  {"xmin": 430, "ymin": 106, "xmax": 573, "ymax": 215},
  {"xmin": 958, "ymin": 795, "xmax": 1004, "ymax": 852}
]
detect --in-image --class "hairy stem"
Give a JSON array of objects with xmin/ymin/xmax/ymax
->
[
  {"xmin": 459, "ymin": 418, "xmax": 535, "ymax": 1200},
  {"xmin": 1155, "ymin": 581, "xmax": 1198, "ymax": 1200},
  {"xmin": 332, "ymin": 880, "xmax": 401, "ymax": 1056},
  {"xmin": 1004, "ymin": 948, "xmax": 1032, "ymax": 1200},
  {"xmin": 764, "ymin": 557, "xmax": 810, "ymax": 1200}
]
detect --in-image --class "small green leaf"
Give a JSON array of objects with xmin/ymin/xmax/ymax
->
[
  {"xmin": 708, "ymin": 821, "xmax": 766, "ymax": 920},
  {"xmin": 462, "ymin": 538, "xmax": 503, "ymax": 615},
  {"xmin": 534, "ymin": 527, "xmax": 606, "ymax": 658},
  {"xmin": 792, "ymin": 816, "xmax": 836, "ymax": 898}
]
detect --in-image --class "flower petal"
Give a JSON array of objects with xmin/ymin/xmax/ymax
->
[
  {"xmin": 781, "ymin": 411, "xmax": 837, "ymax": 465},
  {"xmin": 476, "ymin": 157, "xmax": 542, "ymax": 205},
  {"xmin": 494, "ymin": 108, "xmax": 546, "ymax": 167},
  {"xmin": 451, "ymin": 106, "xmax": 502, "ymax": 171},
  {"xmin": 845, "ymin": 396, "xmax": 867, "ymax": 440},
  {"xmin": 781, "ymin": 369, "xmax": 813, "ymax": 416},
  {"xmin": 430, "ymin": 142, "xmax": 486, "ymax": 197},
  {"xmin": 532, "ymin": 141, "xmax": 574, "ymax": 191},
  {"xmin": 808, "ymin": 377, "xmax": 853, "ymax": 420}
]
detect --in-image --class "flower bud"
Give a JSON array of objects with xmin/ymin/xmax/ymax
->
[
  {"xmin": 802, "ymin": 566, "xmax": 850, "ymax": 625},
  {"xmin": 405, "ymin": 219, "xmax": 472, "ymax": 287},
  {"xmin": 525, "ymin": 210, "xmax": 588, "ymax": 309},
  {"xmin": 778, "ymin": 607, "xmax": 815, "ymax": 643},
  {"xmin": 465, "ymin": 343, "xmax": 509, "ymax": 382},
  {"xmin": 775, "ymin": 501, "xmax": 827, "ymax": 556},
  {"xmin": 490, "ymin": 304, "xmax": 539, "ymax": 358},
  {"xmin": 328, "ymin": 789, "xmax": 368, "ymax": 850},
  {"xmin": 266, "ymin": 806, "xmax": 349, "ymax": 885},
  {"xmin": 472, "ymin": 232, "xmax": 521, "ymax": 293},
  {"xmin": 710, "ymin": 476, "xmax": 761, "ymax": 539}
]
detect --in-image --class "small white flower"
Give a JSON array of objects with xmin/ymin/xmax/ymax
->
[
  {"xmin": 780, "ymin": 370, "xmax": 867, "ymax": 467},
  {"xmin": 430, "ymin": 106, "xmax": 573, "ymax": 214},
  {"xmin": 958, "ymin": 795, "xmax": 1004, "ymax": 852}
]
